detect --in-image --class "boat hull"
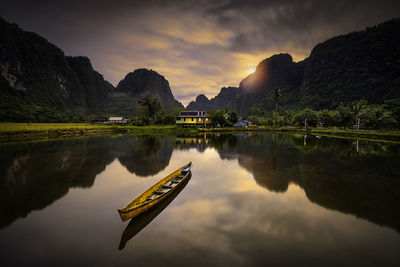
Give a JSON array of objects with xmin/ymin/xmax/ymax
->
[
  {"xmin": 119, "ymin": 173, "xmax": 191, "ymax": 250},
  {"xmin": 118, "ymin": 162, "xmax": 191, "ymax": 222}
]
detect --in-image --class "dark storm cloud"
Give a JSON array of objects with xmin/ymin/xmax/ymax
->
[
  {"xmin": 205, "ymin": 0, "xmax": 400, "ymax": 52},
  {"xmin": 1, "ymin": 0, "xmax": 399, "ymax": 105}
]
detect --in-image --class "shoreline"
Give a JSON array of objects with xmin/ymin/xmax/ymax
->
[
  {"xmin": 199, "ymin": 127, "xmax": 400, "ymax": 142},
  {"xmin": 0, "ymin": 124, "xmax": 197, "ymax": 142},
  {"xmin": 1, "ymin": 123, "xmax": 399, "ymax": 143}
]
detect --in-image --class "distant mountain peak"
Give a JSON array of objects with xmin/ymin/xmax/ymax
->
[
  {"xmin": 114, "ymin": 68, "xmax": 183, "ymax": 113},
  {"xmin": 196, "ymin": 94, "xmax": 209, "ymax": 102},
  {"xmin": 117, "ymin": 68, "xmax": 171, "ymax": 95}
]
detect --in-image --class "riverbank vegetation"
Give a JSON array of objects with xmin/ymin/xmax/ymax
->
[
  {"xmin": 8, "ymin": 93, "xmax": 399, "ymax": 131},
  {"xmin": 242, "ymin": 99, "xmax": 400, "ymax": 130},
  {"xmin": 2, "ymin": 95, "xmax": 400, "ymax": 142},
  {"xmin": 2, "ymin": 122, "xmax": 400, "ymax": 143}
]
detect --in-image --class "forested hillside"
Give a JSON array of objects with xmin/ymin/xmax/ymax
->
[
  {"xmin": 0, "ymin": 17, "xmax": 182, "ymax": 122},
  {"xmin": 188, "ymin": 18, "xmax": 400, "ymax": 114}
]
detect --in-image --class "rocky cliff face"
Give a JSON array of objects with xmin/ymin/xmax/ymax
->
[
  {"xmin": 186, "ymin": 94, "xmax": 212, "ymax": 111},
  {"xmin": 0, "ymin": 17, "xmax": 183, "ymax": 121},
  {"xmin": 299, "ymin": 18, "xmax": 400, "ymax": 109},
  {"xmin": 188, "ymin": 18, "xmax": 400, "ymax": 113},
  {"xmin": 0, "ymin": 17, "xmax": 88, "ymax": 121},
  {"xmin": 67, "ymin": 56, "xmax": 114, "ymax": 113},
  {"xmin": 239, "ymin": 54, "xmax": 303, "ymax": 92},
  {"xmin": 188, "ymin": 54, "xmax": 304, "ymax": 113},
  {"xmin": 235, "ymin": 53, "xmax": 305, "ymax": 113},
  {"xmin": 112, "ymin": 69, "xmax": 183, "ymax": 115},
  {"xmin": 186, "ymin": 87, "xmax": 239, "ymax": 111}
]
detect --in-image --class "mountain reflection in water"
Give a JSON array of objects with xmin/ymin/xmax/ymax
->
[
  {"xmin": 0, "ymin": 133, "xmax": 400, "ymax": 267},
  {"xmin": 0, "ymin": 135, "xmax": 175, "ymax": 229},
  {"xmin": 1, "ymin": 133, "xmax": 399, "ymax": 233}
]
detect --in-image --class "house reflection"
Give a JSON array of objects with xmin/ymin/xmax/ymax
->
[{"xmin": 175, "ymin": 135, "xmax": 210, "ymax": 152}]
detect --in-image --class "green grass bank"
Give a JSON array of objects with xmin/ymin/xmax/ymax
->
[
  {"xmin": 1, "ymin": 123, "xmax": 399, "ymax": 142},
  {"xmin": 0, "ymin": 123, "xmax": 197, "ymax": 141}
]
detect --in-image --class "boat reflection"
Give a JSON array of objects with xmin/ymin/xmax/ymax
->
[{"xmin": 118, "ymin": 172, "xmax": 192, "ymax": 250}]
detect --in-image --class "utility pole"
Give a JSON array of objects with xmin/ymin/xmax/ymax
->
[
  {"xmin": 357, "ymin": 117, "xmax": 360, "ymax": 131},
  {"xmin": 304, "ymin": 118, "xmax": 307, "ymax": 129}
]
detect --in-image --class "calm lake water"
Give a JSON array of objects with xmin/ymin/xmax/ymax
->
[{"xmin": 0, "ymin": 133, "xmax": 400, "ymax": 267}]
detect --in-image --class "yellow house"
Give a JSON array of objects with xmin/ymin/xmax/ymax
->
[{"xmin": 176, "ymin": 111, "xmax": 211, "ymax": 127}]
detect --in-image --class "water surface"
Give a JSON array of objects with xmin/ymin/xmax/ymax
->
[{"xmin": 0, "ymin": 133, "xmax": 399, "ymax": 266}]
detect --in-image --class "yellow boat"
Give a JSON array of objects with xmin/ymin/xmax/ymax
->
[
  {"xmin": 118, "ymin": 162, "xmax": 192, "ymax": 222},
  {"xmin": 119, "ymin": 172, "xmax": 191, "ymax": 250}
]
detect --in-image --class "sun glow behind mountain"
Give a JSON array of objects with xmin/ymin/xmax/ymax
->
[{"xmin": 247, "ymin": 66, "xmax": 256, "ymax": 75}]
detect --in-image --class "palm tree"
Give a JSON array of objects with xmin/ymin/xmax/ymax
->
[
  {"xmin": 272, "ymin": 87, "xmax": 283, "ymax": 128},
  {"xmin": 349, "ymin": 99, "xmax": 368, "ymax": 129},
  {"xmin": 137, "ymin": 95, "xmax": 161, "ymax": 124},
  {"xmin": 273, "ymin": 87, "xmax": 283, "ymax": 113},
  {"xmin": 366, "ymin": 105, "xmax": 396, "ymax": 128}
]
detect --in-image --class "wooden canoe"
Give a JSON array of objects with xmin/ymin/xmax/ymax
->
[
  {"xmin": 119, "ymin": 172, "xmax": 191, "ymax": 250},
  {"xmin": 118, "ymin": 162, "xmax": 192, "ymax": 222}
]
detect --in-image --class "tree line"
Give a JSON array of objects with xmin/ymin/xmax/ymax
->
[
  {"xmin": 10, "ymin": 92, "xmax": 400, "ymax": 130},
  {"xmin": 243, "ymin": 99, "xmax": 400, "ymax": 129}
]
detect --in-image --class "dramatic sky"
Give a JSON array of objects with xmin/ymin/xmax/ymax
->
[{"xmin": 1, "ymin": 0, "xmax": 400, "ymax": 105}]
